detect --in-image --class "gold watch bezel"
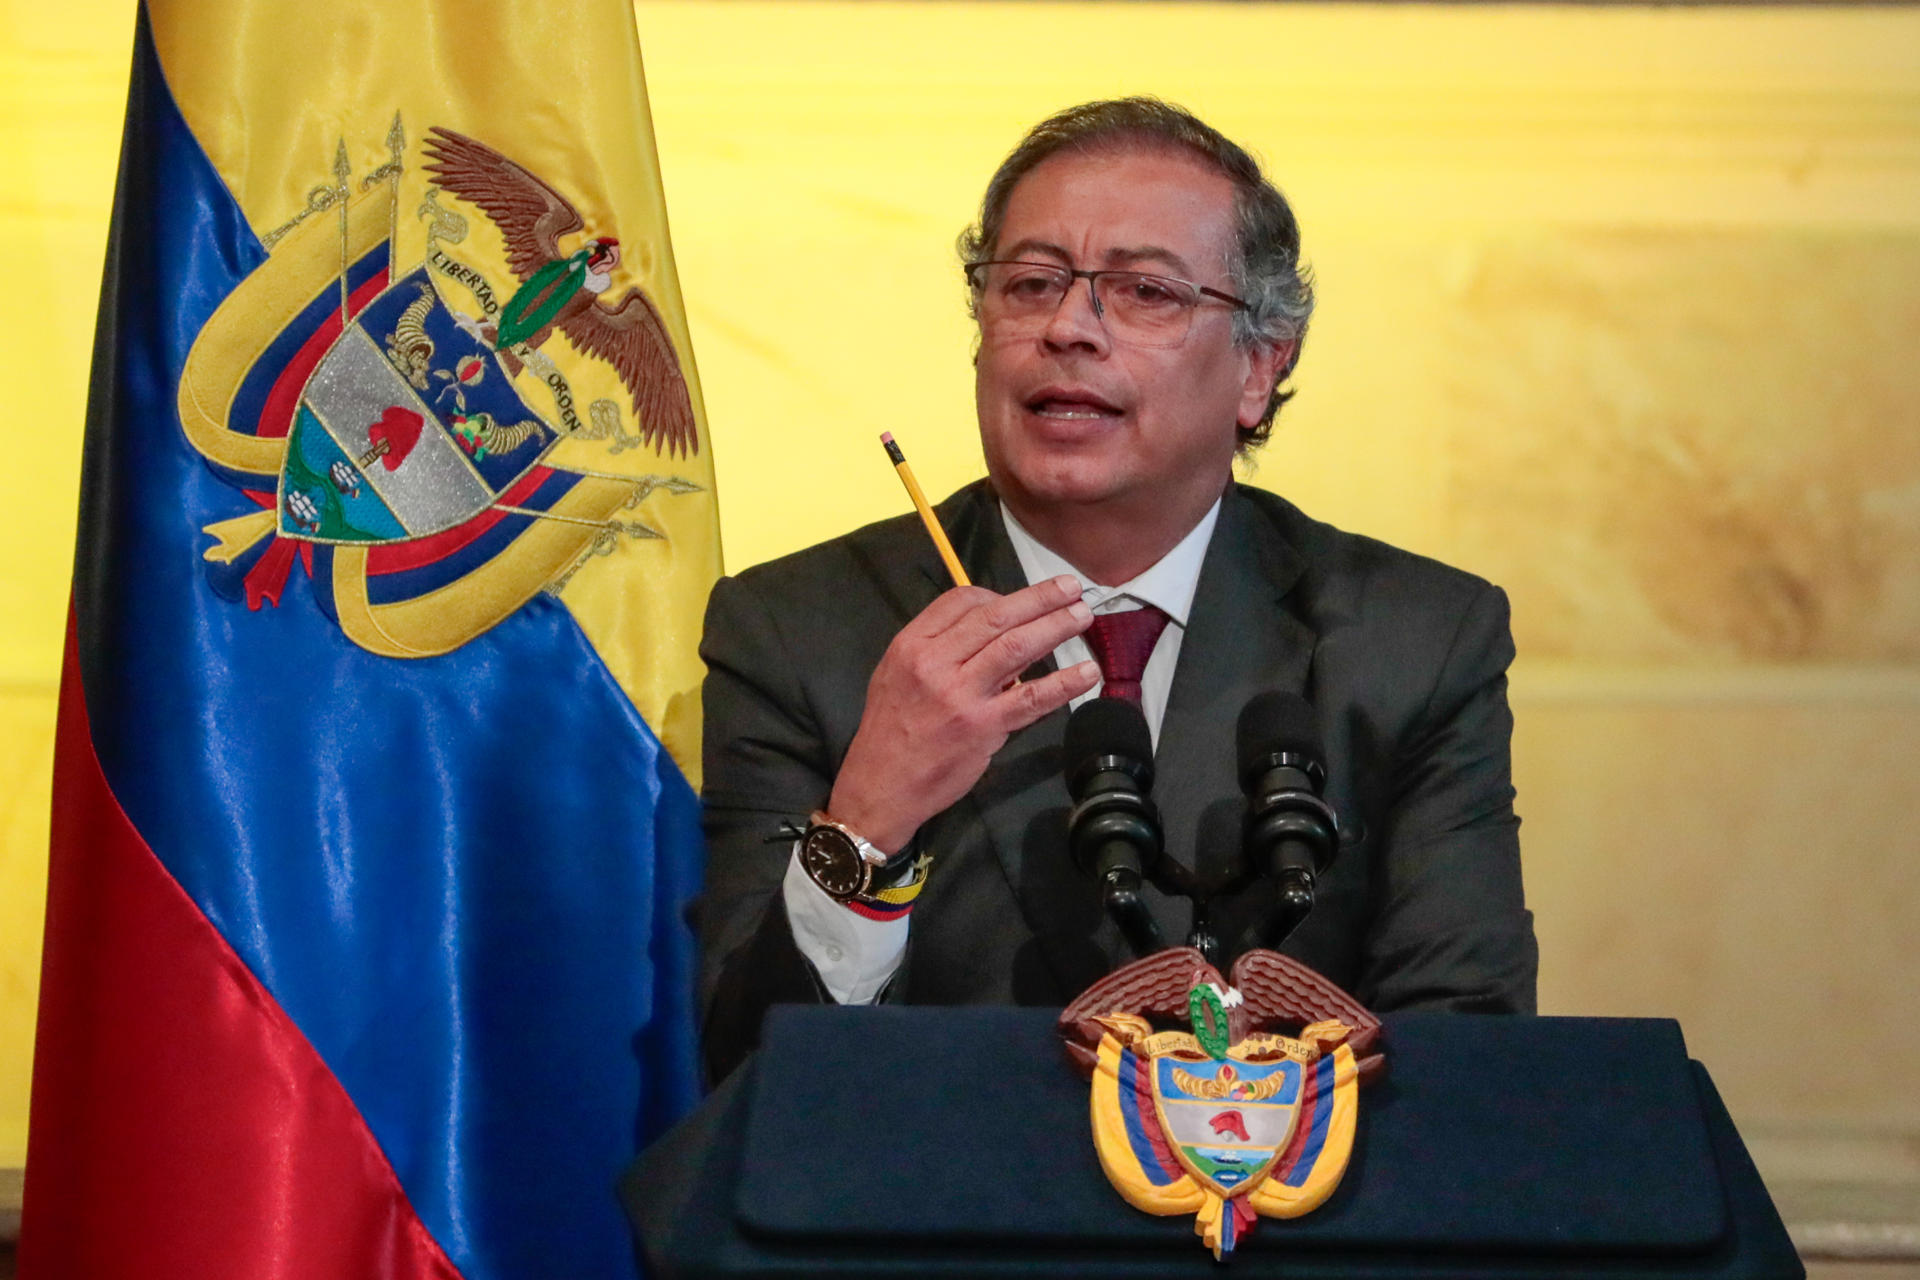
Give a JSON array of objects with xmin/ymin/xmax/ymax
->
[{"xmin": 799, "ymin": 811, "xmax": 884, "ymax": 901}]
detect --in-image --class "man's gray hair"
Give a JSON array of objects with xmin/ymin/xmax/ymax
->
[{"xmin": 958, "ymin": 97, "xmax": 1313, "ymax": 449}]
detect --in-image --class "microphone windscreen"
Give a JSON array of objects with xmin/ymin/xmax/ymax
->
[
  {"xmin": 1064, "ymin": 697, "xmax": 1153, "ymax": 796},
  {"xmin": 1236, "ymin": 691, "xmax": 1322, "ymax": 791}
]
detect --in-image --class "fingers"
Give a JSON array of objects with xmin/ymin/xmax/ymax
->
[
  {"xmin": 993, "ymin": 659, "xmax": 1101, "ymax": 732},
  {"xmin": 899, "ymin": 583, "xmax": 1005, "ymax": 640},
  {"xmin": 964, "ymin": 597, "xmax": 1094, "ymax": 693},
  {"xmin": 896, "ymin": 574, "xmax": 1091, "ymax": 693},
  {"xmin": 934, "ymin": 574, "xmax": 1084, "ymax": 651}
]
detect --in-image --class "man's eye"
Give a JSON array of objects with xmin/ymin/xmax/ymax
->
[
  {"xmin": 1119, "ymin": 276, "xmax": 1182, "ymax": 308},
  {"xmin": 1003, "ymin": 271, "xmax": 1063, "ymax": 300}
]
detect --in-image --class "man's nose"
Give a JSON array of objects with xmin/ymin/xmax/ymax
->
[{"xmin": 1040, "ymin": 276, "xmax": 1109, "ymax": 352}]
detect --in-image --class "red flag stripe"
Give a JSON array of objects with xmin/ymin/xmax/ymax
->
[{"xmin": 20, "ymin": 611, "xmax": 465, "ymax": 1280}]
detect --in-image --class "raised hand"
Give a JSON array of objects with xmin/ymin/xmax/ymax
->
[{"xmin": 826, "ymin": 574, "xmax": 1099, "ymax": 853}]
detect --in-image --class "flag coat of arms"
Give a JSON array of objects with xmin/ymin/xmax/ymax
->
[{"xmin": 22, "ymin": 2, "xmax": 718, "ymax": 1277}]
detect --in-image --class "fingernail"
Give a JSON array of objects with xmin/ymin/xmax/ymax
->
[
  {"xmin": 1076, "ymin": 660, "xmax": 1100, "ymax": 680},
  {"xmin": 1068, "ymin": 601, "xmax": 1093, "ymax": 625},
  {"xmin": 1053, "ymin": 574, "xmax": 1082, "ymax": 597}
]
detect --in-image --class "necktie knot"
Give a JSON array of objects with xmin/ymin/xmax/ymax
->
[{"xmin": 1082, "ymin": 604, "xmax": 1170, "ymax": 706}]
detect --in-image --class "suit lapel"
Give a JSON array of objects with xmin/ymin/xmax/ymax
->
[
  {"xmin": 922, "ymin": 482, "xmax": 1028, "ymax": 600},
  {"xmin": 1151, "ymin": 487, "xmax": 1315, "ymax": 937}
]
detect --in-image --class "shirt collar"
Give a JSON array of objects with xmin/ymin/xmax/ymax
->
[{"xmin": 1000, "ymin": 497, "xmax": 1220, "ymax": 629}]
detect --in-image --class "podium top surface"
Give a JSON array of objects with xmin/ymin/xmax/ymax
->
[{"xmin": 734, "ymin": 1006, "xmax": 1727, "ymax": 1256}]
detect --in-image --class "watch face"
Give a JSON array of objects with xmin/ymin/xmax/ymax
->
[{"xmin": 801, "ymin": 826, "xmax": 869, "ymax": 900}]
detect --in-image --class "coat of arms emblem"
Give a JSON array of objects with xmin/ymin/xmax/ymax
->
[
  {"xmin": 1059, "ymin": 948, "xmax": 1385, "ymax": 1259},
  {"xmin": 179, "ymin": 116, "xmax": 703, "ymax": 657}
]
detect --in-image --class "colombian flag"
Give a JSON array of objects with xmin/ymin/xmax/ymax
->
[{"xmin": 21, "ymin": 3, "xmax": 717, "ymax": 1277}]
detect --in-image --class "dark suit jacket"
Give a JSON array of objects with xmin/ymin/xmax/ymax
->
[{"xmin": 696, "ymin": 481, "xmax": 1537, "ymax": 1080}]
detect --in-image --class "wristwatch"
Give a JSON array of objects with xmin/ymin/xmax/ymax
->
[{"xmin": 798, "ymin": 810, "xmax": 893, "ymax": 902}]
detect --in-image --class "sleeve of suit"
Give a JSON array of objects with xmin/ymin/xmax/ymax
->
[
  {"xmin": 1360, "ymin": 581, "xmax": 1539, "ymax": 1014},
  {"xmin": 695, "ymin": 572, "xmax": 909, "ymax": 1080}
]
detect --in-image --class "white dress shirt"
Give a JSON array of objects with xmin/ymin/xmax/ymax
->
[{"xmin": 781, "ymin": 497, "xmax": 1222, "ymax": 1003}]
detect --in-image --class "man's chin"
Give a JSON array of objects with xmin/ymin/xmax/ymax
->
[{"xmin": 991, "ymin": 460, "xmax": 1139, "ymax": 514}]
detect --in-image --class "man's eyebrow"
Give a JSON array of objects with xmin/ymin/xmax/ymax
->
[
  {"xmin": 1103, "ymin": 246, "xmax": 1196, "ymax": 276},
  {"xmin": 995, "ymin": 239, "xmax": 1198, "ymax": 278},
  {"xmin": 997, "ymin": 238, "xmax": 1072, "ymax": 264}
]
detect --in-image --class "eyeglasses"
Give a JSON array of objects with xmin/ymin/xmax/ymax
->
[{"xmin": 965, "ymin": 260, "xmax": 1247, "ymax": 349}]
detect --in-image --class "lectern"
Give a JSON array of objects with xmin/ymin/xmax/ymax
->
[{"xmin": 624, "ymin": 1006, "xmax": 1801, "ymax": 1278}]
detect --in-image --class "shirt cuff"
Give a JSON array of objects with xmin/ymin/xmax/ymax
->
[{"xmin": 781, "ymin": 843, "xmax": 910, "ymax": 1005}]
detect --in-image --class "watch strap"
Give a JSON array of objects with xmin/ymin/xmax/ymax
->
[{"xmin": 845, "ymin": 852, "xmax": 934, "ymax": 922}]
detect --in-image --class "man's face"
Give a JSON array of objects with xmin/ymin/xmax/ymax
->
[{"xmin": 974, "ymin": 146, "xmax": 1283, "ymax": 527}]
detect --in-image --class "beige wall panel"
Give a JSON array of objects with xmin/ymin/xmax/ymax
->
[
  {"xmin": 1515, "ymin": 667, "xmax": 1920, "ymax": 1130},
  {"xmin": 1438, "ymin": 233, "xmax": 1920, "ymax": 663}
]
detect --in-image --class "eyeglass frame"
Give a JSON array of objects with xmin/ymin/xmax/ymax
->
[{"xmin": 963, "ymin": 259, "xmax": 1249, "ymax": 346}]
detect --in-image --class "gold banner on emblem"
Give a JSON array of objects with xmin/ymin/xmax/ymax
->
[{"xmin": 177, "ymin": 187, "xmax": 395, "ymax": 479}]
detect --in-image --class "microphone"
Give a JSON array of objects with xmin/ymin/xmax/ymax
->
[
  {"xmin": 1064, "ymin": 698, "xmax": 1166, "ymax": 958},
  {"xmin": 1237, "ymin": 692, "xmax": 1339, "ymax": 948}
]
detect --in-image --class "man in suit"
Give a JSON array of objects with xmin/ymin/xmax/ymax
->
[{"xmin": 697, "ymin": 99, "xmax": 1537, "ymax": 1081}]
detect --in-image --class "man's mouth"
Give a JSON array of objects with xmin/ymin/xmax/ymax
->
[{"xmin": 1026, "ymin": 389, "xmax": 1122, "ymax": 420}]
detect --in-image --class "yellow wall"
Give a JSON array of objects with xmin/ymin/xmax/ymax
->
[
  {"xmin": 2, "ymin": 1, "xmax": 1917, "ymax": 1166},
  {"xmin": 0, "ymin": 0, "xmax": 129, "ymax": 1170}
]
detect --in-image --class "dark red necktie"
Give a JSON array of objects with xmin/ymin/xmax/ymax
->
[{"xmin": 1082, "ymin": 604, "xmax": 1170, "ymax": 706}]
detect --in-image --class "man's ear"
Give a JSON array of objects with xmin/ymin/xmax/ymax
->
[{"xmin": 1237, "ymin": 339, "xmax": 1295, "ymax": 430}]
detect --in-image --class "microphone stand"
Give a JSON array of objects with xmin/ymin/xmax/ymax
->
[
  {"xmin": 1098, "ymin": 864, "xmax": 1165, "ymax": 962},
  {"xmin": 1146, "ymin": 858, "xmax": 1253, "ymax": 973}
]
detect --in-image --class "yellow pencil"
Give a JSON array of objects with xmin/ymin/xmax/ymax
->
[{"xmin": 881, "ymin": 432, "xmax": 972, "ymax": 588}]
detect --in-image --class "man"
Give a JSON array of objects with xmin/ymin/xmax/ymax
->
[{"xmin": 696, "ymin": 99, "xmax": 1536, "ymax": 1081}]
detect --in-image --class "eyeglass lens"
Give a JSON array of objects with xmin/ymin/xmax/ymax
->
[{"xmin": 973, "ymin": 263, "xmax": 1200, "ymax": 347}]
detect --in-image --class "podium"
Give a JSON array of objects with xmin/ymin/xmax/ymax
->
[{"xmin": 624, "ymin": 1006, "xmax": 1802, "ymax": 1278}]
